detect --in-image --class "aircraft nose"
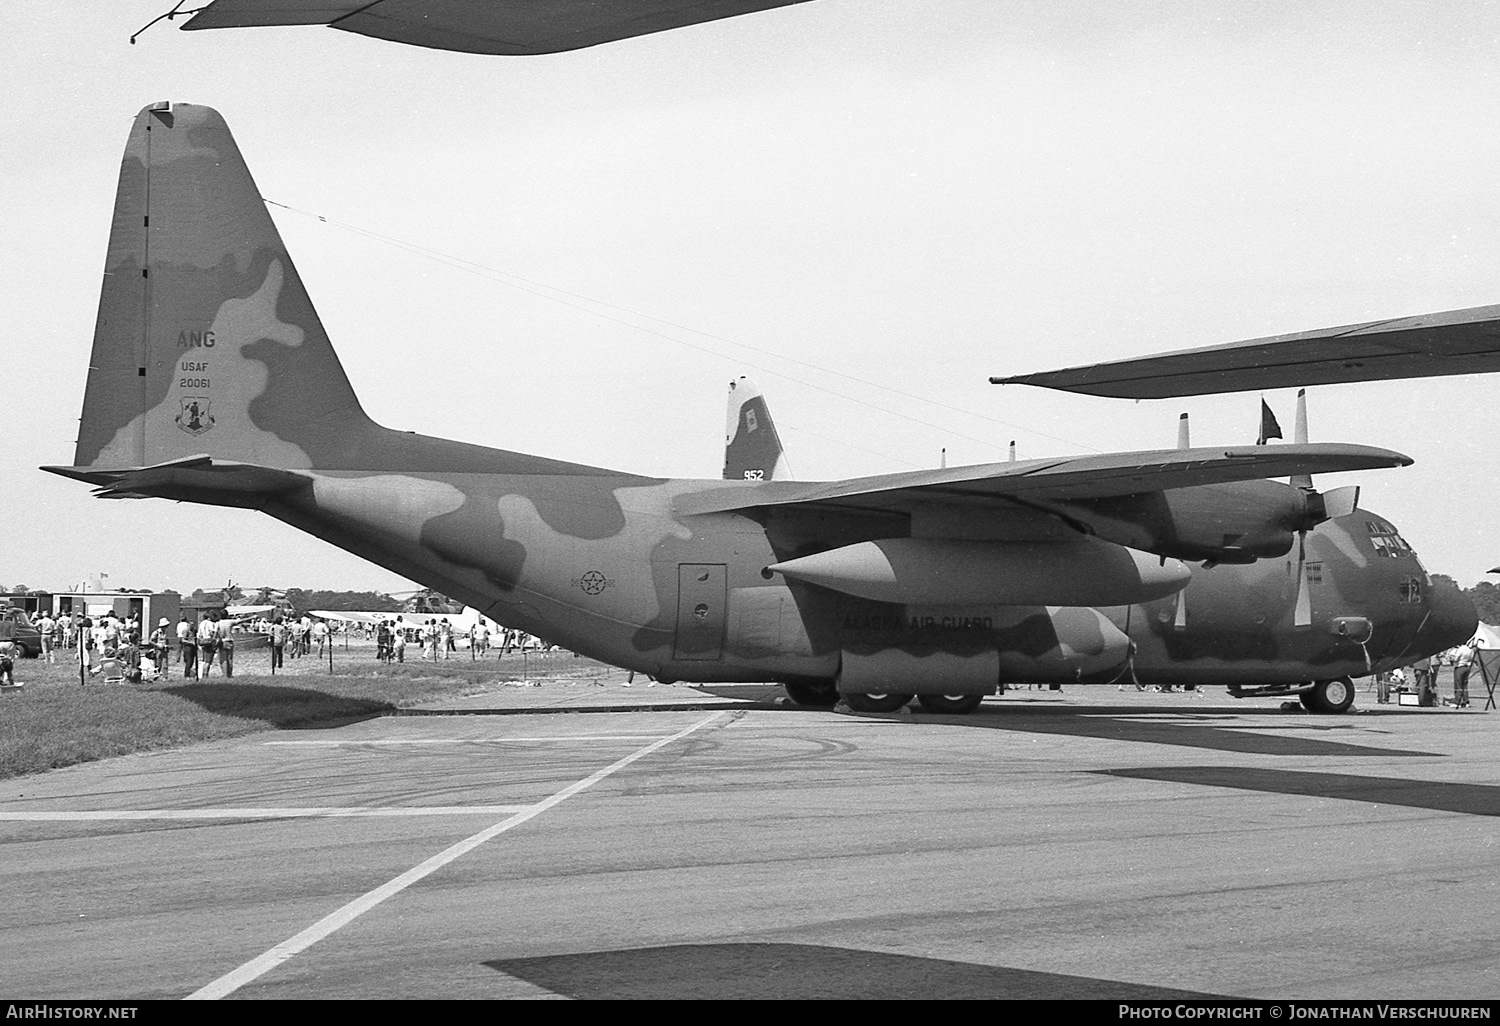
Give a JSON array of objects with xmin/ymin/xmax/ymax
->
[{"xmin": 1415, "ymin": 579, "xmax": 1478, "ymax": 655}]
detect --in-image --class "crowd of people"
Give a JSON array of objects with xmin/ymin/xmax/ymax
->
[
  {"xmin": 5, "ymin": 608, "xmax": 562, "ymax": 685},
  {"xmin": 1378, "ymin": 640, "xmax": 1486, "ymax": 708},
  {"xmin": 25, "ymin": 609, "xmax": 244, "ymax": 684},
  {"xmin": 362, "ymin": 617, "xmax": 556, "ymax": 664}
]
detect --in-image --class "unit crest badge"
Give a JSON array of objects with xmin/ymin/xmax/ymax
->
[{"xmin": 175, "ymin": 397, "xmax": 215, "ymax": 435}]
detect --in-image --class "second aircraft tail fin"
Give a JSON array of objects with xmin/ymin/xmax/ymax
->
[{"xmin": 723, "ymin": 376, "xmax": 791, "ymax": 481}]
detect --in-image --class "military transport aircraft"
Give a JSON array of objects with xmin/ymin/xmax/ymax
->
[
  {"xmin": 46, "ymin": 103, "xmax": 1475, "ymax": 718},
  {"xmin": 719, "ymin": 377, "xmax": 1476, "ymax": 713}
]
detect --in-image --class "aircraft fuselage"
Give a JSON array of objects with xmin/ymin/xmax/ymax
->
[{"xmin": 234, "ymin": 466, "xmax": 1464, "ymax": 692}]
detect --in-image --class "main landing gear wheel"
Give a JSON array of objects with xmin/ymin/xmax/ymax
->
[
  {"xmin": 916, "ymin": 693, "xmax": 984, "ymax": 714},
  {"xmin": 1300, "ymin": 676, "xmax": 1356, "ymax": 714},
  {"xmin": 783, "ymin": 681, "xmax": 839, "ymax": 708},
  {"xmin": 842, "ymin": 692, "xmax": 913, "ymax": 713}
]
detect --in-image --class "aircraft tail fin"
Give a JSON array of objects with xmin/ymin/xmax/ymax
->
[
  {"xmin": 73, "ymin": 102, "xmax": 375, "ymax": 474},
  {"xmin": 723, "ymin": 376, "xmax": 791, "ymax": 481}
]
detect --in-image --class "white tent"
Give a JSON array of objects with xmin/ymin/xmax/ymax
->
[{"xmin": 1469, "ymin": 622, "xmax": 1500, "ymax": 649}]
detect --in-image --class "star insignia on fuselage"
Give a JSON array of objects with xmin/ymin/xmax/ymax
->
[{"xmin": 574, "ymin": 570, "xmax": 612, "ymax": 596}]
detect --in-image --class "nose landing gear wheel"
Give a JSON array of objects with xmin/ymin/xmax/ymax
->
[
  {"xmin": 916, "ymin": 693, "xmax": 984, "ymax": 714},
  {"xmin": 842, "ymin": 692, "xmax": 913, "ymax": 713},
  {"xmin": 1300, "ymin": 676, "xmax": 1356, "ymax": 714}
]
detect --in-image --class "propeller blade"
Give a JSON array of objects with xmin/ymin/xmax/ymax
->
[
  {"xmin": 1293, "ymin": 531, "xmax": 1312, "ymax": 627},
  {"xmin": 1320, "ymin": 484, "xmax": 1361, "ymax": 519},
  {"xmin": 1290, "ymin": 388, "xmax": 1313, "ymax": 490}
]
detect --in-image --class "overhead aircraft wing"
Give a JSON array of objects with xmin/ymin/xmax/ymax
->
[
  {"xmin": 675, "ymin": 442, "xmax": 1410, "ymax": 517},
  {"xmin": 989, "ymin": 303, "xmax": 1500, "ymax": 398},
  {"xmin": 182, "ymin": 0, "xmax": 817, "ymax": 55}
]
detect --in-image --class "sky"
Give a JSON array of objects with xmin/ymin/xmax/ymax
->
[{"xmin": 6, "ymin": 1, "xmax": 1500, "ymax": 595}]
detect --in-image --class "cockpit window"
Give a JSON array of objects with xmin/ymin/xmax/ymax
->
[
  {"xmin": 1366, "ymin": 521, "xmax": 1414, "ymax": 558},
  {"xmin": 1399, "ymin": 577, "xmax": 1423, "ymax": 604}
]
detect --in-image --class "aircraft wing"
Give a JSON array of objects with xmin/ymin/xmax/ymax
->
[
  {"xmin": 182, "ymin": 0, "xmax": 817, "ymax": 55},
  {"xmin": 989, "ymin": 302, "xmax": 1500, "ymax": 398},
  {"xmin": 675, "ymin": 442, "xmax": 1410, "ymax": 516}
]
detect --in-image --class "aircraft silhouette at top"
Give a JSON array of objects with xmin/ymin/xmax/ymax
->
[
  {"xmin": 172, "ymin": 0, "xmax": 819, "ymax": 55},
  {"xmin": 47, "ymin": 104, "xmax": 1473, "ymax": 715}
]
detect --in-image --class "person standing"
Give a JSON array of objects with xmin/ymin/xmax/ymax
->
[
  {"xmin": 375, "ymin": 620, "xmax": 392, "ymax": 663},
  {"xmin": 218, "ymin": 615, "xmax": 235, "ymax": 678},
  {"xmin": 1452, "ymin": 641, "xmax": 1477, "ymax": 708},
  {"xmin": 37, "ymin": 611, "xmax": 55, "ymax": 664},
  {"xmin": 150, "ymin": 618, "xmax": 170, "ymax": 678},
  {"xmin": 176, "ymin": 616, "xmax": 196, "ymax": 680},
  {"xmin": 196, "ymin": 614, "xmax": 219, "ymax": 680},
  {"xmin": 269, "ymin": 618, "xmax": 287, "ymax": 670}
]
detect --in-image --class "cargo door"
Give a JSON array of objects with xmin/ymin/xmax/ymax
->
[{"xmin": 674, "ymin": 563, "xmax": 726, "ymax": 660}]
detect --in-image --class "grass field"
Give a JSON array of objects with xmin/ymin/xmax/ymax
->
[{"xmin": 0, "ymin": 641, "xmax": 614, "ymax": 780}]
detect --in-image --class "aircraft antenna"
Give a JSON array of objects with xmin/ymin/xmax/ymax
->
[{"xmin": 130, "ymin": 3, "xmax": 207, "ymax": 45}]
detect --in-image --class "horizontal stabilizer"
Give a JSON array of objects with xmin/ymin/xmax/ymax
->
[
  {"xmin": 990, "ymin": 303, "xmax": 1500, "ymax": 398},
  {"xmin": 42, "ymin": 457, "xmax": 308, "ymax": 502}
]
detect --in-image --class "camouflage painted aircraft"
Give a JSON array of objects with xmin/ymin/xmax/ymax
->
[
  {"xmin": 48, "ymin": 103, "xmax": 1475, "ymax": 718},
  {"xmin": 717, "ymin": 378, "xmax": 1477, "ymax": 713}
]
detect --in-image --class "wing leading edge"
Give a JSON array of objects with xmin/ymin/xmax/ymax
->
[
  {"xmin": 675, "ymin": 442, "xmax": 1410, "ymax": 517},
  {"xmin": 990, "ymin": 302, "xmax": 1500, "ymax": 398}
]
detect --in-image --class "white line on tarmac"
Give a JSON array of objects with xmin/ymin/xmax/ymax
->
[
  {"xmin": 263, "ymin": 735, "xmax": 669, "ymax": 745},
  {"xmin": 0, "ymin": 807, "xmax": 535, "ymax": 821},
  {"xmin": 185, "ymin": 710, "xmax": 728, "ymax": 1001}
]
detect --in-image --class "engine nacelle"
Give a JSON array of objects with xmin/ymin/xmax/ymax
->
[{"xmin": 770, "ymin": 537, "xmax": 1188, "ymax": 606}]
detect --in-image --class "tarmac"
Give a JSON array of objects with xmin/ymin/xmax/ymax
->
[{"xmin": 1, "ymin": 669, "xmax": 1496, "ymax": 1001}]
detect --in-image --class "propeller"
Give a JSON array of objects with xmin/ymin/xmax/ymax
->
[
  {"xmin": 1285, "ymin": 389, "xmax": 1360, "ymax": 627},
  {"xmin": 1176, "ymin": 413, "xmax": 1190, "ymax": 624}
]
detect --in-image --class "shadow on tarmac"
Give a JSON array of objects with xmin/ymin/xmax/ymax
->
[
  {"xmin": 894, "ymin": 704, "xmax": 1442, "ymax": 758},
  {"xmin": 1095, "ymin": 767, "xmax": 1500, "ymax": 817},
  {"xmin": 157, "ymin": 682, "xmax": 392, "ymax": 729},
  {"xmin": 487, "ymin": 942, "xmax": 1223, "ymax": 1000}
]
